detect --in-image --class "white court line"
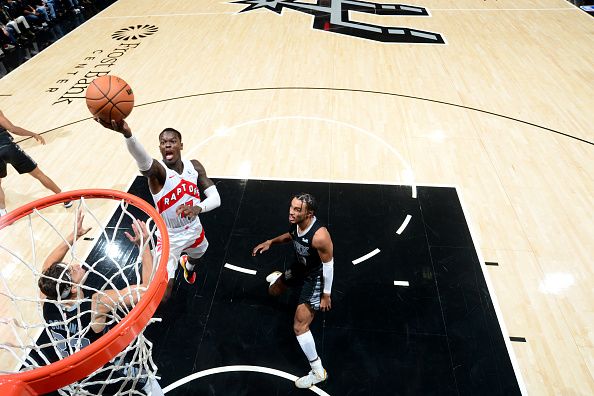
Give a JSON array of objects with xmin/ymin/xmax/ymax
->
[
  {"xmin": 352, "ymin": 248, "xmax": 380, "ymax": 265},
  {"xmin": 393, "ymin": 281, "xmax": 410, "ymax": 287},
  {"xmin": 163, "ymin": 365, "xmax": 331, "ymax": 395},
  {"xmin": 396, "ymin": 214, "xmax": 412, "ymax": 235},
  {"xmin": 224, "ymin": 263, "xmax": 257, "ymax": 275},
  {"xmin": 207, "ymin": 175, "xmax": 459, "ymax": 190},
  {"xmin": 456, "ymin": 188, "xmax": 528, "ymax": 395}
]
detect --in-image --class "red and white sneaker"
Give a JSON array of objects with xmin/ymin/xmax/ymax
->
[{"xmin": 179, "ymin": 255, "xmax": 196, "ymax": 284}]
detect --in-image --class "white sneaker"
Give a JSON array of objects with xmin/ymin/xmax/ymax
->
[
  {"xmin": 266, "ymin": 271, "xmax": 282, "ymax": 286},
  {"xmin": 295, "ymin": 369, "xmax": 327, "ymax": 389}
]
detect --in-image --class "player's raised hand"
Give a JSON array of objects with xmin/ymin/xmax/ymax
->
[
  {"xmin": 94, "ymin": 117, "xmax": 132, "ymax": 138},
  {"xmin": 74, "ymin": 210, "xmax": 91, "ymax": 240},
  {"xmin": 125, "ymin": 220, "xmax": 149, "ymax": 246},
  {"xmin": 252, "ymin": 240, "xmax": 272, "ymax": 256}
]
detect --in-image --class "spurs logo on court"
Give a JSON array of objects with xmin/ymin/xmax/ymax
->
[
  {"xmin": 233, "ymin": 0, "xmax": 444, "ymax": 44},
  {"xmin": 112, "ymin": 24, "xmax": 159, "ymax": 41}
]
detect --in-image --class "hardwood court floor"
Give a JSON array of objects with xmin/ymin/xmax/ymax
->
[{"xmin": 0, "ymin": 1, "xmax": 592, "ymax": 394}]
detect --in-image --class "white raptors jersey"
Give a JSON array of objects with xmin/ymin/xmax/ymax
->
[{"xmin": 152, "ymin": 159, "xmax": 202, "ymax": 229}]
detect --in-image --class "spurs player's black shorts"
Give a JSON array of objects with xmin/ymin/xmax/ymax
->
[
  {"xmin": 0, "ymin": 139, "xmax": 37, "ymax": 178},
  {"xmin": 282, "ymin": 264, "xmax": 323, "ymax": 311}
]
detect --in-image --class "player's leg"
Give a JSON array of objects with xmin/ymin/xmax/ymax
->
[
  {"xmin": 294, "ymin": 273, "xmax": 327, "ymax": 388},
  {"xmin": 294, "ymin": 303, "xmax": 327, "ymax": 388},
  {"xmin": 29, "ymin": 166, "xmax": 72, "ymax": 208},
  {"xmin": 0, "ymin": 150, "xmax": 11, "ymax": 214},
  {"xmin": 162, "ymin": 279, "xmax": 175, "ymax": 303},
  {"xmin": 161, "ymin": 260, "xmax": 177, "ymax": 303},
  {"xmin": 28, "ymin": 166, "xmax": 61, "ymax": 194},
  {"xmin": 179, "ymin": 226, "xmax": 208, "ymax": 284},
  {"xmin": 0, "ymin": 177, "xmax": 6, "ymax": 216},
  {"xmin": 5, "ymin": 140, "xmax": 56, "ymax": 195},
  {"xmin": 157, "ymin": 234, "xmax": 184, "ymax": 303},
  {"xmin": 28, "ymin": 166, "xmax": 73, "ymax": 208},
  {"xmin": 0, "ymin": 154, "xmax": 7, "ymax": 214}
]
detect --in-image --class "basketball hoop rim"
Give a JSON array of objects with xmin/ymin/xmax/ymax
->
[{"xmin": 0, "ymin": 189, "xmax": 169, "ymax": 395}]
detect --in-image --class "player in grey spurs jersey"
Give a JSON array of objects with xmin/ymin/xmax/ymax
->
[{"xmin": 253, "ymin": 193, "xmax": 335, "ymax": 389}]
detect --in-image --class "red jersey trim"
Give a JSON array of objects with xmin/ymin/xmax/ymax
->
[
  {"xmin": 156, "ymin": 227, "xmax": 206, "ymax": 251},
  {"xmin": 156, "ymin": 180, "xmax": 201, "ymax": 213}
]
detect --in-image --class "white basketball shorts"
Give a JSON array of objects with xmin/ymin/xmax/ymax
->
[{"xmin": 156, "ymin": 219, "xmax": 209, "ymax": 280}]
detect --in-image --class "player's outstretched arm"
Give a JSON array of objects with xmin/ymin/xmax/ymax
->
[
  {"xmin": 252, "ymin": 232, "xmax": 292, "ymax": 256},
  {"xmin": 176, "ymin": 159, "xmax": 221, "ymax": 220},
  {"xmin": 124, "ymin": 220, "xmax": 154, "ymax": 288},
  {"xmin": 95, "ymin": 118, "xmax": 166, "ymax": 188},
  {"xmin": 0, "ymin": 110, "xmax": 45, "ymax": 144},
  {"xmin": 91, "ymin": 220, "xmax": 153, "ymax": 333},
  {"xmin": 313, "ymin": 227, "xmax": 334, "ymax": 311}
]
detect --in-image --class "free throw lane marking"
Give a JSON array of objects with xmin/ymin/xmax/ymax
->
[
  {"xmin": 396, "ymin": 214, "xmax": 412, "ymax": 235},
  {"xmin": 352, "ymin": 248, "xmax": 380, "ymax": 265},
  {"xmin": 224, "ymin": 263, "xmax": 257, "ymax": 275}
]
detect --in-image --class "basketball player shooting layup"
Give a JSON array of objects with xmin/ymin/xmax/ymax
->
[
  {"xmin": 252, "ymin": 193, "xmax": 334, "ymax": 389},
  {"xmin": 96, "ymin": 118, "xmax": 221, "ymax": 303}
]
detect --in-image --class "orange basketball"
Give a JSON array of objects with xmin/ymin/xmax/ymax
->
[{"xmin": 85, "ymin": 75, "xmax": 134, "ymax": 123}]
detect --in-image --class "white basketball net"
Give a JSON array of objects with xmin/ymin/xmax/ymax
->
[{"xmin": 0, "ymin": 197, "xmax": 162, "ymax": 395}]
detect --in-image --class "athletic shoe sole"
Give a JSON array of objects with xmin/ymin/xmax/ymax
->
[{"xmin": 180, "ymin": 254, "xmax": 196, "ymax": 284}]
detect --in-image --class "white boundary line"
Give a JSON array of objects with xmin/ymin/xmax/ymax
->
[
  {"xmin": 207, "ymin": 175, "xmax": 459, "ymax": 189},
  {"xmin": 456, "ymin": 187, "xmax": 528, "ymax": 395},
  {"xmin": 352, "ymin": 248, "xmax": 380, "ymax": 265},
  {"xmin": 224, "ymin": 263, "xmax": 257, "ymax": 275},
  {"xmin": 163, "ymin": 365, "xmax": 331, "ymax": 395},
  {"xmin": 396, "ymin": 214, "xmax": 412, "ymax": 235}
]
